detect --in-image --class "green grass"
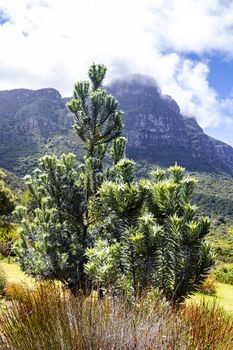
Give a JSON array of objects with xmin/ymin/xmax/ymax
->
[
  {"xmin": 1, "ymin": 261, "xmax": 232, "ymax": 315},
  {"xmin": 190, "ymin": 283, "xmax": 233, "ymax": 315}
]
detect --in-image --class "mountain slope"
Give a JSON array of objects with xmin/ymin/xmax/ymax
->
[
  {"xmin": 108, "ymin": 76, "xmax": 233, "ymax": 174},
  {"xmin": 0, "ymin": 88, "xmax": 81, "ymax": 175},
  {"xmin": 1, "ymin": 76, "xmax": 233, "ymax": 176}
]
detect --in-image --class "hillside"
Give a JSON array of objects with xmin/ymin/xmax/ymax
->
[
  {"xmin": 0, "ymin": 167, "xmax": 24, "ymax": 194},
  {"xmin": 192, "ymin": 172, "xmax": 233, "ymax": 262},
  {"xmin": 0, "ymin": 88, "xmax": 82, "ymax": 175},
  {"xmin": 1, "ymin": 76, "xmax": 233, "ymax": 176}
]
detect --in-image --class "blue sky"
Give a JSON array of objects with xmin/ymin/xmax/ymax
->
[
  {"xmin": 0, "ymin": 9, "xmax": 9, "ymax": 25},
  {"xmin": 205, "ymin": 56, "xmax": 233, "ymax": 144},
  {"xmin": 186, "ymin": 53, "xmax": 233, "ymax": 143},
  {"xmin": 0, "ymin": 0, "xmax": 233, "ymax": 145},
  {"xmin": 208, "ymin": 57, "xmax": 233, "ymax": 99},
  {"xmin": 187, "ymin": 53, "xmax": 233, "ymax": 99}
]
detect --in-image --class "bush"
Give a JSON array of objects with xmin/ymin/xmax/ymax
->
[
  {"xmin": 0, "ymin": 223, "xmax": 18, "ymax": 257},
  {"xmin": 3, "ymin": 282, "xmax": 29, "ymax": 302},
  {"xmin": 15, "ymin": 64, "xmax": 214, "ymax": 303},
  {"xmin": 0, "ymin": 282, "xmax": 232, "ymax": 350},
  {"xmin": 199, "ymin": 275, "xmax": 217, "ymax": 295},
  {"xmin": 214, "ymin": 264, "xmax": 233, "ymax": 285}
]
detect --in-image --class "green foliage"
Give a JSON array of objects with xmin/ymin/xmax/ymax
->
[
  {"xmin": 0, "ymin": 224, "xmax": 18, "ymax": 256},
  {"xmin": 110, "ymin": 137, "xmax": 127, "ymax": 164},
  {"xmin": 138, "ymin": 167, "xmax": 233, "ymax": 264},
  {"xmin": 15, "ymin": 64, "xmax": 213, "ymax": 303},
  {"xmin": 189, "ymin": 172, "xmax": 233, "ymax": 262},
  {"xmin": 0, "ymin": 170, "xmax": 17, "ymax": 257},
  {"xmin": 15, "ymin": 64, "xmax": 124, "ymax": 294},
  {"xmin": 0, "ymin": 170, "xmax": 15, "ymax": 217},
  {"xmin": 85, "ymin": 239, "xmax": 120, "ymax": 287},
  {"xmin": 86, "ymin": 166, "xmax": 214, "ymax": 303},
  {"xmin": 192, "ymin": 172, "xmax": 233, "ymax": 219},
  {"xmin": 214, "ymin": 263, "xmax": 233, "ymax": 285},
  {"xmin": 15, "ymin": 154, "xmax": 88, "ymax": 292}
]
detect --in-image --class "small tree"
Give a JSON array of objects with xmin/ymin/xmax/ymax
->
[
  {"xmin": 15, "ymin": 64, "xmax": 214, "ymax": 302},
  {"xmin": 15, "ymin": 64, "xmax": 125, "ymax": 294}
]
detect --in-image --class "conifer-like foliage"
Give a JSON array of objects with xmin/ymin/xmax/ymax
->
[
  {"xmin": 15, "ymin": 64, "xmax": 214, "ymax": 302},
  {"xmin": 86, "ymin": 166, "xmax": 214, "ymax": 303},
  {"xmin": 15, "ymin": 64, "xmax": 124, "ymax": 294}
]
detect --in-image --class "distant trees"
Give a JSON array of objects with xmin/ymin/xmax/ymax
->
[
  {"xmin": 0, "ymin": 170, "xmax": 15, "ymax": 218},
  {"xmin": 0, "ymin": 169, "xmax": 16, "ymax": 255},
  {"xmin": 15, "ymin": 64, "xmax": 214, "ymax": 303}
]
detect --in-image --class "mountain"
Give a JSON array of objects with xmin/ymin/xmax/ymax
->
[
  {"xmin": 1, "ymin": 76, "xmax": 233, "ymax": 176},
  {"xmin": 108, "ymin": 75, "xmax": 233, "ymax": 174},
  {"xmin": 0, "ymin": 88, "xmax": 81, "ymax": 175}
]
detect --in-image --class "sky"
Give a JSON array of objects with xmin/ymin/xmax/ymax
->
[{"xmin": 0, "ymin": 0, "xmax": 233, "ymax": 146}]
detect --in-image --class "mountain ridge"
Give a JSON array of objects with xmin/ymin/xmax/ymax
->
[{"xmin": 0, "ymin": 75, "xmax": 233, "ymax": 176}]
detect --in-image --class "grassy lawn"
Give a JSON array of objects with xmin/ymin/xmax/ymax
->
[
  {"xmin": 1, "ymin": 260, "xmax": 233, "ymax": 315},
  {"xmin": 0, "ymin": 259, "xmax": 32, "ymax": 284},
  {"xmin": 189, "ymin": 282, "xmax": 233, "ymax": 315}
]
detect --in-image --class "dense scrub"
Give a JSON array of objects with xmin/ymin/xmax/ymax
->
[{"xmin": 214, "ymin": 263, "xmax": 233, "ymax": 285}]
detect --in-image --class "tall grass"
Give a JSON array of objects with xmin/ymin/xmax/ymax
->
[
  {"xmin": 182, "ymin": 301, "xmax": 233, "ymax": 349},
  {"xmin": 0, "ymin": 268, "xmax": 7, "ymax": 296},
  {"xmin": 0, "ymin": 282, "xmax": 232, "ymax": 350}
]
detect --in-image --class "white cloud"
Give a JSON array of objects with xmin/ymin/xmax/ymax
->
[
  {"xmin": 150, "ymin": 0, "xmax": 233, "ymax": 55},
  {"xmin": 0, "ymin": 0, "xmax": 233, "ymax": 130}
]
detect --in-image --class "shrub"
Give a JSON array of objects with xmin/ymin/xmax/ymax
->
[
  {"xmin": 199, "ymin": 275, "xmax": 217, "ymax": 295},
  {"xmin": 15, "ymin": 64, "xmax": 214, "ymax": 303},
  {"xmin": 214, "ymin": 264, "xmax": 233, "ymax": 285},
  {"xmin": 0, "ymin": 224, "xmax": 18, "ymax": 257},
  {"xmin": 3, "ymin": 282, "xmax": 30, "ymax": 302}
]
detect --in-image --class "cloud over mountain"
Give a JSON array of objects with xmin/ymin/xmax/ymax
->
[{"xmin": 0, "ymin": 0, "xmax": 233, "ymax": 131}]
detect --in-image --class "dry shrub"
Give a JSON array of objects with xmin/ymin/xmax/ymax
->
[
  {"xmin": 199, "ymin": 275, "xmax": 217, "ymax": 295},
  {"xmin": 3, "ymin": 283, "xmax": 29, "ymax": 301},
  {"xmin": 0, "ymin": 282, "xmax": 232, "ymax": 350}
]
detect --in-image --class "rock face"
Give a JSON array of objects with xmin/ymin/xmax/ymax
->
[
  {"xmin": 1, "ymin": 76, "xmax": 233, "ymax": 176},
  {"xmin": 0, "ymin": 88, "xmax": 76, "ymax": 175},
  {"xmin": 108, "ymin": 76, "xmax": 233, "ymax": 175}
]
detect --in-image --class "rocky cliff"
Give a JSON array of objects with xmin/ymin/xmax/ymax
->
[
  {"xmin": 1, "ymin": 76, "xmax": 233, "ymax": 176},
  {"xmin": 0, "ymin": 88, "xmax": 80, "ymax": 175},
  {"xmin": 108, "ymin": 76, "xmax": 233, "ymax": 174}
]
